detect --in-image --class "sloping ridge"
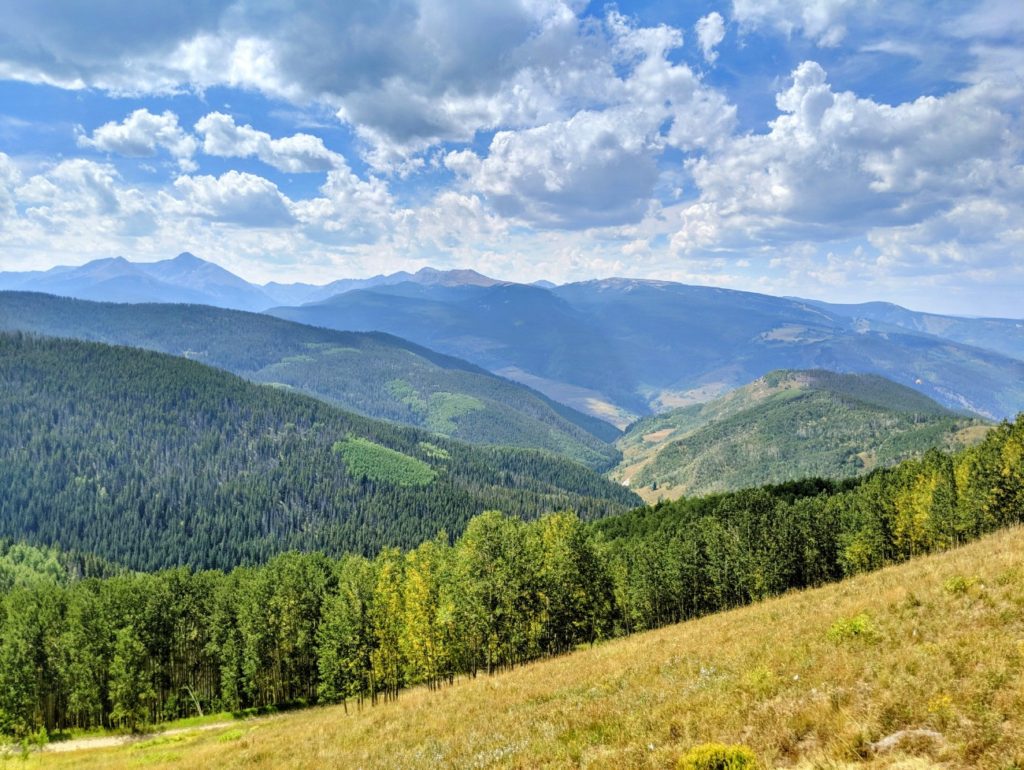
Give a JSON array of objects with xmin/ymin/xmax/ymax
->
[
  {"xmin": 0, "ymin": 333, "xmax": 639, "ymax": 570},
  {"xmin": 613, "ymin": 369, "xmax": 988, "ymax": 500},
  {"xmin": 0, "ymin": 291, "xmax": 621, "ymax": 467}
]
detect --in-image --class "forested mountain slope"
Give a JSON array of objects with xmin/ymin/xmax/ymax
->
[
  {"xmin": 0, "ymin": 292, "xmax": 620, "ymax": 468},
  {"xmin": 4, "ymin": 414, "xmax": 1023, "ymax": 765},
  {"xmin": 270, "ymin": 281, "xmax": 644, "ymax": 423},
  {"xmin": 613, "ymin": 369, "xmax": 989, "ymax": 501},
  {"xmin": 0, "ymin": 333, "xmax": 638, "ymax": 570},
  {"xmin": 270, "ymin": 278, "xmax": 1024, "ymax": 422}
]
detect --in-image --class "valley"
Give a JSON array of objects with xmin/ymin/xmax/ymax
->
[
  {"xmin": 1, "ymin": 263, "xmax": 1022, "ymax": 768},
  {"xmin": 5, "ymin": 256, "xmax": 1023, "ymax": 424},
  {"xmin": 0, "ymin": 292, "xmax": 620, "ymax": 469}
]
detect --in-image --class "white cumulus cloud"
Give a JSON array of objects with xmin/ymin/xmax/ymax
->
[
  {"xmin": 194, "ymin": 112, "xmax": 343, "ymax": 173},
  {"xmin": 77, "ymin": 109, "xmax": 198, "ymax": 171},
  {"xmin": 0, "ymin": 152, "xmax": 21, "ymax": 223},
  {"xmin": 731, "ymin": 0, "xmax": 867, "ymax": 47},
  {"xmin": 172, "ymin": 171, "xmax": 295, "ymax": 227},
  {"xmin": 696, "ymin": 12, "xmax": 726, "ymax": 63},
  {"xmin": 445, "ymin": 12, "xmax": 736, "ymax": 229},
  {"xmin": 672, "ymin": 60, "xmax": 1023, "ymax": 275}
]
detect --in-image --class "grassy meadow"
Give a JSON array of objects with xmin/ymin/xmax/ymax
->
[{"xmin": 19, "ymin": 525, "xmax": 1024, "ymax": 769}]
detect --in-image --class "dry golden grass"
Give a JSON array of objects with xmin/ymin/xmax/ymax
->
[{"xmin": 27, "ymin": 527, "xmax": 1024, "ymax": 769}]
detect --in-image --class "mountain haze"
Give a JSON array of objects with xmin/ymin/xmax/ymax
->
[
  {"xmin": 5, "ymin": 254, "xmax": 1024, "ymax": 421},
  {"xmin": 0, "ymin": 253, "xmax": 276, "ymax": 310},
  {"xmin": 0, "ymin": 254, "xmax": 507, "ymax": 310},
  {"xmin": 262, "ymin": 266, "xmax": 504, "ymax": 306},
  {"xmin": 804, "ymin": 298, "xmax": 1024, "ymax": 362},
  {"xmin": 271, "ymin": 278, "xmax": 1024, "ymax": 422}
]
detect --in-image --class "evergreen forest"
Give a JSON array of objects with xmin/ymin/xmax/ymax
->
[{"xmin": 0, "ymin": 333, "xmax": 638, "ymax": 571}]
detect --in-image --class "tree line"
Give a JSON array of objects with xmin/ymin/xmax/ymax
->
[{"xmin": 1, "ymin": 415, "xmax": 1021, "ymax": 738}]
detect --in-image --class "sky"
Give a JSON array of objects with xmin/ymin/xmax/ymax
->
[{"xmin": 0, "ymin": 0, "xmax": 1021, "ymax": 316}]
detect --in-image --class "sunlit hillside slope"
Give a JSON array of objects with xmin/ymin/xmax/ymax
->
[
  {"xmin": 31, "ymin": 526, "xmax": 1024, "ymax": 769},
  {"xmin": 613, "ymin": 369, "xmax": 989, "ymax": 502}
]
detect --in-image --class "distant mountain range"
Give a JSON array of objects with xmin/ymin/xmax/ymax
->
[
  {"xmin": 0, "ymin": 253, "xmax": 503, "ymax": 310},
  {"xmin": 3, "ymin": 254, "xmax": 1022, "ymax": 422},
  {"xmin": 0, "ymin": 253, "xmax": 276, "ymax": 311},
  {"xmin": 801, "ymin": 299, "xmax": 1024, "ymax": 362},
  {"xmin": 263, "ymin": 266, "xmax": 503, "ymax": 306},
  {"xmin": 0, "ymin": 292, "xmax": 620, "ymax": 469},
  {"xmin": 611, "ymin": 369, "xmax": 989, "ymax": 502},
  {"xmin": 272, "ymin": 278, "xmax": 1024, "ymax": 422}
]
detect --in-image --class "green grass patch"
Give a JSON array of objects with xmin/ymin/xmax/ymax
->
[
  {"xmin": 333, "ymin": 437, "xmax": 436, "ymax": 486},
  {"xmin": 944, "ymin": 574, "xmax": 981, "ymax": 595},
  {"xmin": 425, "ymin": 392, "xmax": 485, "ymax": 434},
  {"xmin": 418, "ymin": 441, "xmax": 450, "ymax": 461},
  {"xmin": 130, "ymin": 734, "xmax": 191, "ymax": 751}
]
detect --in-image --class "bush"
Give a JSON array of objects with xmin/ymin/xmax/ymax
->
[
  {"xmin": 827, "ymin": 612, "xmax": 877, "ymax": 642},
  {"xmin": 677, "ymin": 742, "xmax": 758, "ymax": 770},
  {"xmin": 943, "ymin": 575, "xmax": 979, "ymax": 595}
]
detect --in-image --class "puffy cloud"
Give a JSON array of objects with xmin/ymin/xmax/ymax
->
[
  {"xmin": 446, "ymin": 111, "xmax": 662, "ymax": 228},
  {"xmin": 171, "ymin": 171, "xmax": 294, "ymax": 227},
  {"xmin": 0, "ymin": 0, "xmax": 582, "ymax": 167},
  {"xmin": 18, "ymin": 159, "xmax": 122, "ymax": 219},
  {"xmin": 77, "ymin": 109, "xmax": 198, "ymax": 170},
  {"xmin": 0, "ymin": 1, "xmax": 731, "ymax": 172},
  {"xmin": 673, "ymin": 61, "xmax": 1022, "ymax": 254},
  {"xmin": 446, "ymin": 12, "xmax": 735, "ymax": 229},
  {"xmin": 0, "ymin": 152, "xmax": 20, "ymax": 222},
  {"xmin": 292, "ymin": 165, "xmax": 397, "ymax": 244},
  {"xmin": 11, "ymin": 159, "xmax": 157, "ymax": 237},
  {"xmin": 696, "ymin": 12, "xmax": 726, "ymax": 63},
  {"xmin": 194, "ymin": 112, "xmax": 343, "ymax": 173},
  {"xmin": 0, "ymin": 0, "xmax": 229, "ymax": 90},
  {"xmin": 869, "ymin": 196, "xmax": 1024, "ymax": 274},
  {"xmin": 731, "ymin": 0, "xmax": 867, "ymax": 46}
]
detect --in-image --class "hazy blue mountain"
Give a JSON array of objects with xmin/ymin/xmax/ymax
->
[
  {"xmin": 0, "ymin": 253, "xmax": 276, "ymax": 310},
  {"xmin": 802, "ymin": 299, "xmax": 1024, "ymax": 362},
  {"xmin": 0, "ymin": 254, "xmax": 511, "ymax": 310},
  {"xmin": 269, "ymin": 282, "xmax": 644, "ymax": 424},
  {"xmin": 6, "ymin": 253, "xmax": 1024, "ymax": 421},
  {"xmin": 270, "ymin": 278, "xmax": 1024, "ymax": 421},
  {"xmin": 0, "ymin": 292, "xmax": 620, "ymax": 468},
  {"xmin": 612, "ymin": 369, "xmax": 989, "ymax": 502},
  {"xmin": 262, "ymin": 266, "xmax": 502, "ymax": 305}
]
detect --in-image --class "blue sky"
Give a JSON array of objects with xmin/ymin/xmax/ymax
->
[{"xmin": 0, "ymin": 0, "xmax": 1021, "ymax": 315}]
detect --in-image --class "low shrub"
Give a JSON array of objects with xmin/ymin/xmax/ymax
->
[
  {"xmin": 827, "ymin": 612, "xmax": 877, "ymax": 642},
  {"xmin": 677, "ymin": 742, "xmax": 758, "ymax": 770}
]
